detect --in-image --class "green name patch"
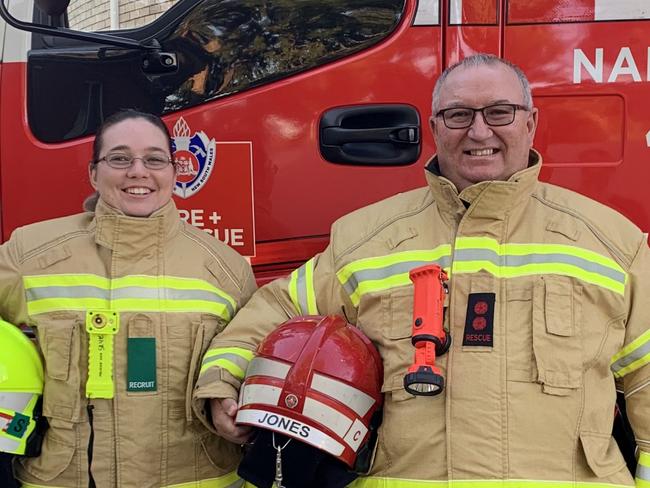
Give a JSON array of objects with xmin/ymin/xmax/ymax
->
[{"xmin": 127, "ymin": 337, "xmax": 157, "ymax": 392}]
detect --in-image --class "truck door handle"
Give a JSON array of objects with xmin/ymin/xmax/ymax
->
[
  {"xmin": 322, "ymin": 126, "xmax": 419, "ymax": 145},
  {"xmin": 319, "ymin": 104, "xmax": 421, "ymax": 166}
]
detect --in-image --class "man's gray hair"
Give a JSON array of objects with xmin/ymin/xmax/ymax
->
[{"xmin": 431, "ymin": 54, "xmax": 533, "ymax": 113}]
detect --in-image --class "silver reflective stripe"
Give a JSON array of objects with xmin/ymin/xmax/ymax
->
[
  {"xmin": 236, "ymin": 408, "xmax": 345, "ymax": 457},
  {"xmin": 0, "ymin": 392, "xmax": 33, "ymax": 412},
  {"xmin": 413, "ymin": 0, "xmax": 439, "ymax": 25},
  {"xmin": 303, "ymin": 397, "xmax": 353, "ymax": 438},
  {"xmin": 0, "ymin": 436, "xmax": 19, "ymax": 452},
  {"xmin": 454, "ymin": 249, "xmax": 626, "ymax": 284},
  {"xmin": 294, "ymin": 261, "xmax": 317, "ymax": 315},
  {"xmin": 240, "ymin": 384, "xmax": 282, "ymax": 408},
  {"xmin": 202, "ymin": 353, "xmax": 249, "ymax": 373},
  {"xmin": 311, "ymin": 373, "xmax": 375, "ymax": 417},
  {"xmin": 341, "ymin": 256, "xmax": 452, "ymax": 297},
  {"xmin": 27, "ymin": 286, "xmax": 235, "ymax": 317},
  {"xmin": 611, "ymin": 340, "xmax": 650, "ymax": 376},
  {"xmin": 637, "ymin": 463, "xmax": 650, "ymax": 481},
  {"xmin": 342, "ymin": 418, "xmax": 369, "ymax": 453},
  {"xmin": 245, "ymin": 357, "xmax": 291, "ymax": 380},
  {"xmin": 26, "ymin": 285, "xmax": 106, "ymax": 300}
]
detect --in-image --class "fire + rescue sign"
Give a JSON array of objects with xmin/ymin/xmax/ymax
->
[{"xmin": 171, "ymin": 117, "xmax": 255, "ymax": 257}]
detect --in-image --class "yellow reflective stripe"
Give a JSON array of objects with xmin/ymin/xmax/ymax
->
[
  {"xmin": 164, "ymin": 470, "xmax": 243, "ymax": 487},
  {"xmin": 287, "ymin": 259, "xmax": 318, "ymax": 315},
  {"xmin": 24, "ymin": 274, "xmax": 237, "ymax": 318},
  {"xmin": 611, "ymin": 329, "xmax": 650, "ymax": 378},
  {"xmin": 452, "ymin": 237, "xmax": 626, "ymax": 295},
  {"xmin": 349, "ymin": 478, "xmax": 633, "ymax": 488},
  {"xmin": 336, "ymin": 247, "xmax": 452, "ymax": 284},
  {"xmin": 22, "ymin": 472, "xmax": 245, "ymax": 488},
  {"xmin": 288, "ymin": 267, "xmax": 300, "ymax": 313},
  {"xmin": 336, "ymin": 238, "xmax": 626, "ymax": 306},
  {"xmin": 26, "ymin": 298, "xmax": 231, "ymax": 318},
  {"xmin": 635, "ymin": 450, "xmax": 650, "ymax": 486},
  {"xmin": 451, "ymin": 261, "xmax": 624, "ymax": 296},
  {"xmin": 200, "ymin": 347, "xmax": 255, "ymax": 380},
  {"xmin": 337, "ymin": 247, "xmax": 452, "ymax": 306},
  {"xmin": 455, "ymin": 237, "xmax": 625, "ymax": 275},
  {"xmin": 348, "ymin": 269, "xmax": 446, "ymax": 307},
  {"xmin": 304, "ymin": 258, "xmax": 317, "ymax": 314}
]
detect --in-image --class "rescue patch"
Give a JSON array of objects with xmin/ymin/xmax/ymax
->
[{"xmin": 462, "ymin": 293, "xmax": 495, "ymax": 347}]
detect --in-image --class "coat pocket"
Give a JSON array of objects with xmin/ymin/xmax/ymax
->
[
  {"xmin": 185, "ymin": 315, "xmax": 225, "ymax": 421},
  {"xmin": 18, "ymin": 421, "xmax": 76, "ymax": 482},
  {"xmin": 198, "ymin": 431, "xmax": 241, "ymax": 471},
  {"xmin": 580, "ymin": 431, "xmax": 627, "ymax": 477},
  {"xmin": 532, "ymin": 276, "xmax": 583, "ymax": 395},
  {"xmin": 37, "ymin": 314, "xmax": 82, "ymax": 421},
  {"xmin": 380, "ymin": 288, "xmax": 417, "ymax": 402}
]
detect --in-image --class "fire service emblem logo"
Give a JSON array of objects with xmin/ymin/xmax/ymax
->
[{"xmin": 172, "ymin": 117, "xmax": 216, "ymax": 199}]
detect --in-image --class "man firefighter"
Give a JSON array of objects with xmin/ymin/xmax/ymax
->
[{"xmin": 193, "ymin": 54, "xmax": 650, "ymax": 486}]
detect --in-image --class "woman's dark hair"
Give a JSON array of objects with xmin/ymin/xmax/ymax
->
[
  {"xmin": 91, "ymin": 109, "xmax": 173, "ymax": 165},
  {"xmin": 84, "ymin": 109, "xmax": 174, "ymax": 212}
]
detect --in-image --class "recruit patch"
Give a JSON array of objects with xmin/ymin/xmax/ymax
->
[
  {"xmin": 127, "ymin": 337, "xmax": 157, "ymax": 392},
  {"xmin": 462, "ymin": 293, "xmax": 495, "ymax": 347}
]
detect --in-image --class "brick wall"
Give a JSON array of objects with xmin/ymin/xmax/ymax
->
[{"xmin": 68, "ymin": 0, "xmax": 178, "ymax": 31}]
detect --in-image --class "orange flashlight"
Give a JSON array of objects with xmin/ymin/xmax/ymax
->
[{"xmin": 403, "ymin": 264, "xmax": 450, "ymax": 396}]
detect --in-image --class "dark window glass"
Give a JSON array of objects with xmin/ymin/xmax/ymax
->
[{"xmin": 27, "ymin": 0, "xmax": 405, "ymax": 143}]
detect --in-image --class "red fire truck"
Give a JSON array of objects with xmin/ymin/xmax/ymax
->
[{"xmin": 1, "ymin": 0, "xmax": 648, "ymax": 283}]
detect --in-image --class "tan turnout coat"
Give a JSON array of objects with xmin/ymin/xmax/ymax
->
[
  {"xmin": 0, "ymin": 199, "xmax": 256, "ymax": 488},
  {"xmin": 194, "ymin": 151, "xmax": 650, "ymax": 487}
]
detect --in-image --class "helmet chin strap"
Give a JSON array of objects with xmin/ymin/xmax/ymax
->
[{"xmin": 272, "ymin": 433, "xmax": 292, "ymax": 488}]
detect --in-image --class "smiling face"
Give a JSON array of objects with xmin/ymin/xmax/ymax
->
[
  {"xmin": 90, "ymin": 118, "xmax": 175, "ymax": 217},
  {"xmin": 430, "ymin": 63, "xmax": 538, "ymax": 192}
]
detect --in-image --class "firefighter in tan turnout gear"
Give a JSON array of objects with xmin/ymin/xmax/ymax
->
[
  {"xmin": 195, "ymin": 54, "xmax": 650, "ymax": 487},
  {"xmin": 0, "ymin": 110, "xmax": 256, "ymax": 488}
]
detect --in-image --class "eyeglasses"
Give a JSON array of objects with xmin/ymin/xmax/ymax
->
[
  {"xmin": 435, "ymin": 103, "xmax": 529, "ymax": 129},
  {"xmin": 96, "ymin": 153, "xmax": 173, "ymax": 170}
]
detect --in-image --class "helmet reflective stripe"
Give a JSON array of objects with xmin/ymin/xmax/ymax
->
[
  {"xmin": 343, "ymin": 418, "xmax": 370, "ymax": 453},
  {"xmin": 611, "ymin": 328, "xmax": 650, "ymax": 378},
  {"xmin": 303, "ymin": 397, "xmax": 354, "ymax": 437},
  {"xmin": 24, "ymin": 274, "xmax": 236, "ymax": 320},
  {"xmin": 311, "ymin": 373, "xmax": 375, "ymax": 417},
  {"xmin": 245, "ymin": 357, "xmax": 290, "ymax": 380},
  {"xmin": 239, "ymin": 384, "xmax": 368, "ymax": 450},
  {"xmin": 245, "ymin": 357, "xmax": 375, "ymax": 417},
  {"xmin": 0, "ymin": 392, "xmax": 35, "ymax": 412},
  {"xmin": 239, "ymin": 384, "xmax": 283, "ymax": 408},
  {"xmin": 0, "ymin": 435, "xmax": 20, "ymax": 453},
  {"xmin": 0, "ymin": 393, "xmax": 40, "ymax": 455},
  {"xmin": 237, "ymin": 408, "xmax": 345, "ymax": 457},
  {"xmin": 0, "ymin": 319, "xmax": 44, "ymax": 455}
]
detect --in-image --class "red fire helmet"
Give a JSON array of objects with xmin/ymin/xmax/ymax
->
[{"xmin": 235, "ymin": 315, "xmax": 383, "ymax": 468}]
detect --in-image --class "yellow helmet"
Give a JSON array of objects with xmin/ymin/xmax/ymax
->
[{"xmin": 0, "ymin": 319, "xmax": 44, "ymax": 455}]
